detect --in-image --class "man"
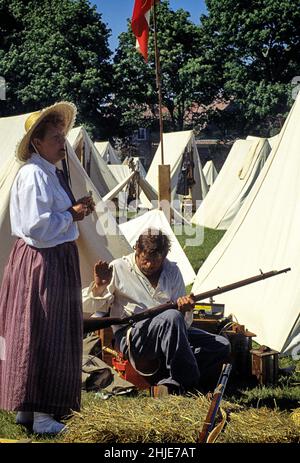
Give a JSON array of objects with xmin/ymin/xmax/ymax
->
[{"xmin": 83, "ymin": 229, "xmax": 230, "ymax": 393}]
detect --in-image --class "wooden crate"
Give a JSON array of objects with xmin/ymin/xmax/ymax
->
[{"xmin": 251, "ymin": 347, "xmax": 279, "ymax": 385}]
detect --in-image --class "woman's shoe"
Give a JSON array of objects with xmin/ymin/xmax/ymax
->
[
  {"xmin": 33, "ymin": 412, "xmax": 66, "ymax": 435},
  {"xmin": 16, "ymin": 411, "xmax": 34, "ymax": 426}
]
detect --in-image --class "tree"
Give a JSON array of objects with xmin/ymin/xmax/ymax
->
[
  {"xmin": 0, "ymin": 3, "xmax": 22, "ymax": 49},
  {"xmin": 200, "ymin": 0, "xmax": 300, "ymax": 136},
  {"xmin": 0, "ymin": 0, "xmax": 112, "ymax": 138},
  {"xmin": 112, "ymin": 0, "xmax": 220, "ymax": 137}
]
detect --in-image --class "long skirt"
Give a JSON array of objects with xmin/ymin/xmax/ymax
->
[{"xmin": 0, "ymin": 239, "xmax": 83, "ymax": 415}]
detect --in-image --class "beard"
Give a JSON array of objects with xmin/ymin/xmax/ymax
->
[{"xmin": 141, "ymin": 267, "xmax": 161, "ymax": 278}]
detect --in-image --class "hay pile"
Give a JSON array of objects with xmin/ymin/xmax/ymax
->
[
  {"xmin": 291, "ymin": 408, "xmax": 300, "ymax": 428},
  {"xmin": 61, "ymin": 394, "xmax": 300, "ymax": 444},
  {"xmin": 62, "ymin": 394, "xmax": 222, "ymax": 443},
  {"xmin": 220, "ymin": 407, "xmax": 300, "ymax": 443}
]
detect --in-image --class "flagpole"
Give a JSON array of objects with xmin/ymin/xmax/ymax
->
[
  {"xmin": 152, "ymin": 1, "xmax": 171, "ymax": 221},
  {"xmin": 153, "ymin": 0, "xmax": 164, "ymax": 165}
]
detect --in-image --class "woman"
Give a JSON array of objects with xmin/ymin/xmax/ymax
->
[{"xmin": 0, "ymin": 102, "xmax": 94, "ymax": 434}]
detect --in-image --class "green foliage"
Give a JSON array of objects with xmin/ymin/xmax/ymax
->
[
  {"xmin": 113, "ymin": 0, "xmax": 219, "ymax": 137},
  {"xmin": 113, "ymin": 0, "xmax": 300, "ymax": 138},
  {"xmin": 0, "ymin": 0, "xmax": 112, "ymax": 138},
  {"xmin": 201, "ymin": 0, "xmax": 300, "ymax": 136},
  {"xmin": 2, "ymin": 0, "xmax": 300, "ymax": 139}
]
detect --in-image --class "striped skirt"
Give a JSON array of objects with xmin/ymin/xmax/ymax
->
[{"xmin": 0, "ymin": 239, "xmax": 83, "ymax": 415}]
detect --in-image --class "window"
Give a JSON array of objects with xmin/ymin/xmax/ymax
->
[{"xmin": 136, "ymin": 128, "xmax": 147, "ymax": 141}]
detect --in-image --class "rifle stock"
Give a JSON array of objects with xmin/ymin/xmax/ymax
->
[
  {"xmin": 83, "ymin": 267, "xmax": 291, "ymax": 333},
  {"xmin": 198, "ymin": 363, "xmax": 232, "ymax": 443}
]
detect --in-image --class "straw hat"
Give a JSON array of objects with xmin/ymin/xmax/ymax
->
[{"xmin": 16, "ymin": 101, "xmax": 77, "ymax": 162}]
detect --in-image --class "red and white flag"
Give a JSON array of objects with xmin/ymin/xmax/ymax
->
[{"xmin": 131, "ymin": 0, "xmax": 159, "ymax": 62}]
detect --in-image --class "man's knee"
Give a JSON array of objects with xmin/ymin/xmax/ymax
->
[{"xmin": 159, "ymin": 308, "xmax": 185, "ymax": 326}]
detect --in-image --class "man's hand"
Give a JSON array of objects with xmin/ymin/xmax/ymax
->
[
  {"xmin": 177, "ymin": 293, "xmax": 195, "ymax": 314},
  {"xmin": 93, "ymin": 260, "xmax": 113, "ymax": 296}
]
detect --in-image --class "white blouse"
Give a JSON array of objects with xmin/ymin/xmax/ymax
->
[{"xmin": 10, "ymin": 153, "xmax": 79, "ymax": 248}]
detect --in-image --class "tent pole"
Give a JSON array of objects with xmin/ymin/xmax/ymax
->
[
  {"xmin": 153, "ymin": 0, "xmax": 164, "ymax": 165},
  {"xmin": 153, "ymin": 1, "xmax": 171, "ymax": 222}
]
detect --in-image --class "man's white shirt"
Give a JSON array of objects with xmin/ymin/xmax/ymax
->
[{"xmin": 82, "ymin": 252, "xmax": 193, "ymax": 333}]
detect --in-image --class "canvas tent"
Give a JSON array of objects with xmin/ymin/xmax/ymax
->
[
  {"xmin": 119, "ymin": 209, "xmax": 196, "ymax": 286},
  {"xmin": 191, "ymin": 136, "xmax": 271, "ymax": 230},
  {"xmin": 268, "ymin": 134, "xmax": 280, "ymax": 150},
  {"xmin": 94, "ymin": 141, "xmax": 121, "ymax": 165},
  {"xmin": 103, "ymin": 171, "xmax": 136, "ymax": 203},
  {"xmin": 123, "ymin": 156, "xmax": 147, "ymax": 178},
  {"xmin": 203, "ymin": 160, "xmax": 218, "ymax": 188},
  {"xmin": 192, "ymin": 94, "xmax": 300, "ymax": 354},
  {"xmin": 140, "ymin": 131, "xmax": 208, "ymax": 209},
  {"xmin": 0, "ymin": 114, "xmax": 131, "ymax": 288},
  {"xmin": 107, "ymin": 164, "xmax": 143, "ymax": 210},
  {"xmin": 108, "ymin": 164, "xmax": 132, "ymax": 184},
  {"xmin": 68, "ymin": 127, "xmax": 118, "ymax": 198},
  {"xmin": 102, "ymin": 170, "xmax": 191, "ymax": 226}
]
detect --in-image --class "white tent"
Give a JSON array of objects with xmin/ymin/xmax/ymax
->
[
  {"xmin": 94, "ymin": 141, "xmax": 121, "ymax": 165},
  {"xmin": 191, "ymin": 136, "xmax": 271, "ymax": 230},
  {"xmin": 106, "ymin": 164, "xmax": 140, "ymax": 210},
  {"xmin": 140, "ymin": 130, "xmax": 208, "ymax": 209},
  {"xmin": 68, "ymin": 127, "xmax": 118, "ymax": 198},
  {"xmin": 0, "ymin": 114, "xmax": 131, "ymax": 288},
  {"xmin": 108, "ymin": 164, "xmax": 131, "ymax": 184},
  {"xmin": 203, "ymin": 160, "xmax": 218, "ymax": 188},
  {"xmin": 101, "ymin": 169, "xmax": 191, "ymax": 226},
  {"xmin": 103, "ymin": 171, "xmax": 136, "ymax": 203},
  {"xmin": 123, "ymin": 156, "xmax": 147, "ymax": 178},
  {"xmin": 119, "ymin": 209, "xmax": 196, "ymax": 286},
  {"xmin": 66, "ymin": 125, "xmax": 82, "ymax": 148},
  {"xmin": 268, "ymin": 134, "xmax": 280, "ymax": 150},
  {"xmin": 192, "ymin": 95, "xmax": 300, "ymax": 354}
]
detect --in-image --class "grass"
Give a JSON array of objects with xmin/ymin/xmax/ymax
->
[
  {"xmin": 0, "ymin": 225, "xmax": 299, "ymax": 443},
  {"xmin": 174, "ymin": 223, "xmax": 226, "ymax": 275}
]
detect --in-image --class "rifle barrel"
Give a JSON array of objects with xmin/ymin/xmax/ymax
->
[
  {"xmin": 193, "ymin": 267, "xmax": 291, "ymax": 302},
  {"xmin": 83, "ymin": 267, "xmax": 291, "ymax": 333}
]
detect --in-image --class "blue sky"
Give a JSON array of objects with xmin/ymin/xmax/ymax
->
[{"xmin": 92, "ymin": 1, "xmax": 208, "ymax": 52}]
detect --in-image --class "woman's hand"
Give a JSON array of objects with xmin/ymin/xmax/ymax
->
[
  {"xmin": 68, "ymin": 194, "xmax": 95, "ymax": 221},
  {"xmin": 76, "ymin": 195, "xmax": 95, "ymax": 216},
  {"xmin": 68, "ymin": 203, "xmax": 88, "ymax": 221}
]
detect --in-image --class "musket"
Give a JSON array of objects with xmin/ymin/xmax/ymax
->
[
  {"xmin": 198, "ymin": 363, "xmax": 232, "ymax": 444},
  {"xmin": 83, "ymin": 267, "xmax": 291, "ymax": 333}
]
